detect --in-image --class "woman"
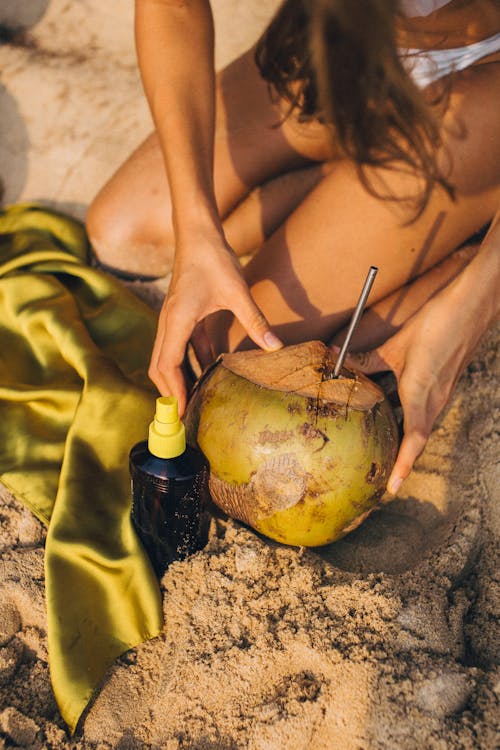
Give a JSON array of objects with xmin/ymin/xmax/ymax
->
[{"xmin": 86, "ymin": 0, "xmax": 500, "ymax": 495}]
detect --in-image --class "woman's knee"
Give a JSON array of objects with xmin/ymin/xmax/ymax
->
[
  {"xmin": 86, "ymin": 192, "xmax": 134, "ymax": 271},
  {"xmin": 86, "ymin": 192, "xmax": 118, "ymax": 259},
  {"xmin": 86, "ymin": 189, "xmax": 174, "ymax": 277}
]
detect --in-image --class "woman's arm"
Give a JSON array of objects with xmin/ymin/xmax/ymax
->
[
  {"xmin": 135, "ymin": 0, "xmax": 282, "ymax": 413},
  {"xmin": 135, "ymin": 0, "xmax": 219, "ymax": 235},
  {"xmin": 348, "ymin": 208, "xmax": 500, "ymax": 494}
]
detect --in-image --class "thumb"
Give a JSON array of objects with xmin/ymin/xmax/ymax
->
[
  {"xmin": 341, "ymin": 347, "xmax": 389, "ymax": 375},
  {"xmin": 387, "ymin": 429, "xmax": 427, "ymax": 495},
  {"xmin": 234, "ymin": 293, "xmax": 283, "ymax": 352}
]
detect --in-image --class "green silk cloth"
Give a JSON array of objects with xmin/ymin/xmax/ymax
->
[{"xmin": 0, "ymin": 204, "xmax": 163, "ymax": 733}]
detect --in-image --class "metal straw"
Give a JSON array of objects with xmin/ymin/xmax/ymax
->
[{"xmin": 332, "ymin": 265, "xmax": 378, "ymax": 378}]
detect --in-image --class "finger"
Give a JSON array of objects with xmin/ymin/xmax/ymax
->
[
  {"xmin": 149, "ymin": 313, "xmax": 193, "ymax": 415},
  {"xmin": 232, "ymin": 291, "xmax": 283, "ymax": 352},
  {"xmin": 344, "ymin": 348, "xmax": 390, "ymax": 374},
  {"xmin": 387, "ymin": 426, "xmax": 428, "ymax": 495},
  {"xmin": 149, "ymin": 303, "xmax": 168, "ymax": 378},
  {"xmin": 191, "ymin": 320, "xmax": 214, "ymax": 371}
]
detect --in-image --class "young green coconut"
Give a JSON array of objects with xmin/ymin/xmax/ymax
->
[{"xmin": 184, "ymin": 341, "xmax": 399, "ymax": 547}]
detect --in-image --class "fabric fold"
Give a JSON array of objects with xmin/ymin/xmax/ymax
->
[{"xmin": 0, "ymin": 204, "xmax": 163, "ymax": 733}]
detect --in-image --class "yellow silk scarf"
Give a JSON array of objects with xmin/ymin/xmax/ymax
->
[{"xmin": 0, "ymin": 204, "xmax": 163, "ymax": 733}]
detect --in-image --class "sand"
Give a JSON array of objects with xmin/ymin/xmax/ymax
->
[{"xmin": 0, "ymin": 2, "xmax": 499, "ymax": 748}]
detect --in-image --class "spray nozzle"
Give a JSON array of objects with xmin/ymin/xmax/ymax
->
[{"xmin": 148, "ymin": 396, "xmax": 186, "ymax": 458}]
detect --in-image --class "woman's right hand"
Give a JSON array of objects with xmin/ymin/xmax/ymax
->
[
  {"xmin": 135, "ymin": 2, "xmax": 283, "ymax": 411},
  {"xmin": 148, "ymin": 234, "xmax": 283, "ymax": 415}
]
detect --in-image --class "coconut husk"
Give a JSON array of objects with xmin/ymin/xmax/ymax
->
[{"xmin": 221, "ymin": 340, "xmax": 383, "ymax": 411}]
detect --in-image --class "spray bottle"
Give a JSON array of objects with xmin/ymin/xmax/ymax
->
[{"xmin": 130, "ymin": 396, "xmax": 210, "ymax": 578}]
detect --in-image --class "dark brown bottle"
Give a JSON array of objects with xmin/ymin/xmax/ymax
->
[{"xmin": 130, "ymin": 396, "xmax": 209, "ymax": 578}]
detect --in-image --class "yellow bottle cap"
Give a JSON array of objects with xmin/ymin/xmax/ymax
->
[{"xmin": 148, "ymin": 396, "xmax": 186, "ymax": 459}]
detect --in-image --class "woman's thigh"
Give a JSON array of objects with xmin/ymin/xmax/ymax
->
[
  {"xmin": 206, "ymin": 62, "xmax": 500, "ymax": 353},
  {"xmin": 86, "ymin": 48, "xmax": 334, "ymax": 272}
]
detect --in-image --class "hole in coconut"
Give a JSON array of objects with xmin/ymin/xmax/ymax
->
[{"xmin": 366, "ymin": 463, "xmax": 380, "ymax": 483}]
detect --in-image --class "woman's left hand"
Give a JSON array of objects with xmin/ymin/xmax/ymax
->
[{"xmin": 346, "ymin": 274, "xmax": 494, "ymax": 495}]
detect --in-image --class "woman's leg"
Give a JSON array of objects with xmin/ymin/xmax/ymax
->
[
  {"xmin": 86, "ymin": 49, "xmax": 333, "ymax": 277},
  {"xmin": 204, "ymin": 63, "xmax": 500, "ymax": 354},
  {"xmin": 223, "ymin": 163, "xmax": 332, "ymax": 258},
  {"xmin": 330, "ymin": 241, "xmax": 480, "ymax": 352}
]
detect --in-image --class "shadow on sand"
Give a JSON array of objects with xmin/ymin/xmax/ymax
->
[
  {"xmin": 0, "ymin": 0, "xmax": 50, "ymax": 31},
  {"xmin": 0, "ymin": 84, "xmax": 30, "ymax": 204},
  {"xmin": 0, "ymin": 1, "xmax": 52, "ymax": 205}
]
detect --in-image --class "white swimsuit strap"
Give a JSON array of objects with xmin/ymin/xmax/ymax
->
[
  {"xmin": 401, "ymin": 31, "xmax": 500, "ymax": 87},
  {"xmin": 400, "ymin": 0, "xmax": 452, "ymax": 17}
]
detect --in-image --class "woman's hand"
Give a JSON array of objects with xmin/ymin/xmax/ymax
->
[
  {"xmin": 148, "ymin": 236, "xmax": 283, "ymax": 414},
  {"xmin": 346, "ymin": 242, "xmax": 499, "ymax": 494},
  {"xmin": 136, "ymin": 2, "xmax": 284, "ymax": 413}
]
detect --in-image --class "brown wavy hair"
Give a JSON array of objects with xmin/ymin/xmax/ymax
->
[{"xmin": 255, "ymin": 0, "xmax": 453, "ymax": 217}]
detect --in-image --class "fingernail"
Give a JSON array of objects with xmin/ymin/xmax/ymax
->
[
  {"xmin": 263, "ymin": 331, "xmax": 283, "ymax": 350},
  {"xmin": 388, "ymin": 476, "xmax": 403, "ymax": 495}
]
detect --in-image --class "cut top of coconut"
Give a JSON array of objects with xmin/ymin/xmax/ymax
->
[{"xmin": 221, "ymin": 341, "xmax": 385, "ymax": 411}]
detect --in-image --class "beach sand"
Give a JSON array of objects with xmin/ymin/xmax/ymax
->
[{"xmin": 0, "ymin": 2, "xmax": 499, "ymax": 748}]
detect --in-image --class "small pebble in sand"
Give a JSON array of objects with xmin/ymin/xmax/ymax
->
[
  {"xmin": 17, "ymin": 509, "xmax": 44, "ymax": 547},
  {"xmin": 0, "ymin": 642, "xmax": 22, "ymax": 685},
  {"xmin": 414, "ymin": 673, "xmax": 471, "ymax": 717},
  {"xmin": 0, "ymin": 600, "xmax": 21, "ymax": 646},
  {"xmin": 0, "ymin": 707, "xmax": 39, "ymax": 747},
  {"xmin": 234, "ymin": 544, "xmax": 262, "ymax": 574}
]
